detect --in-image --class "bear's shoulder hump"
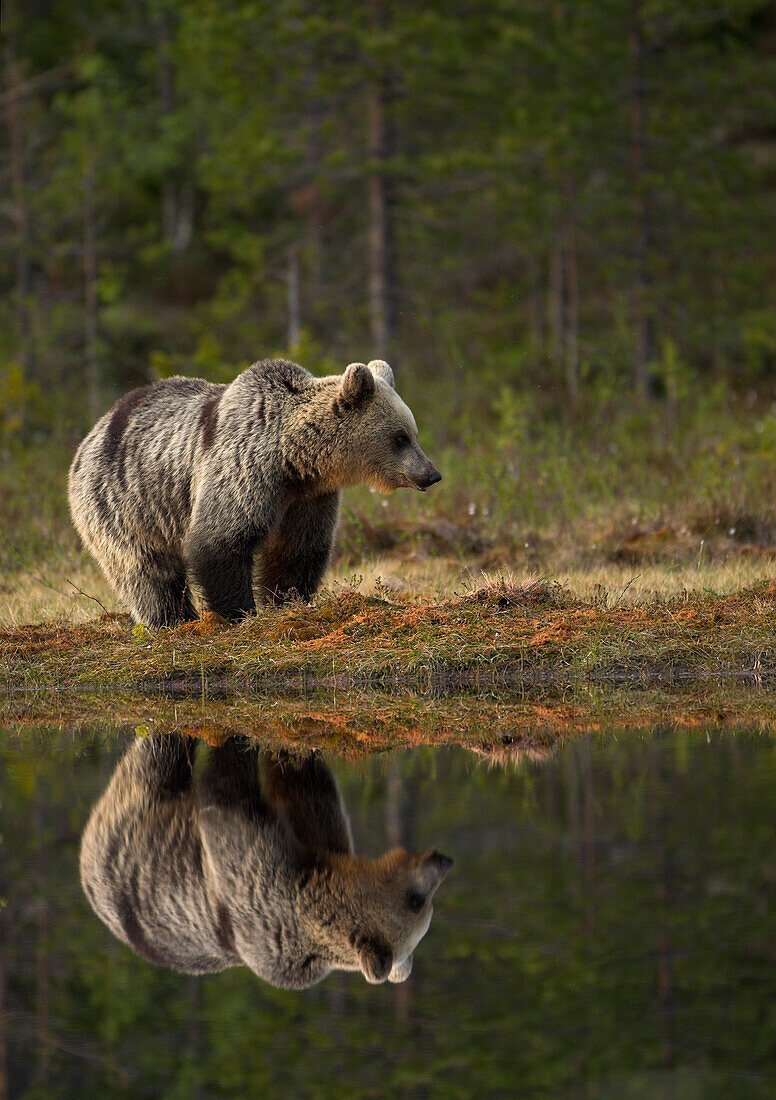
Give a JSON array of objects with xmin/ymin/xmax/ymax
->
[{"xmin": 242, "ymin": 359, "xmax": 312, "ymax": 396}]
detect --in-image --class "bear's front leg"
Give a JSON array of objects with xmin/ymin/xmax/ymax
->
[
  {"xmin": 256, "ymin": 492, "xmax": 340, "ymax": 604},
  {"xmin": 198, "ymin": 736, "xmax": 267, "ymax": 818},
  {"xmin": 123, "ymin": 734, "xmax": 198, "ymax": 797},
  {"xmin": 184, "ymin": 530, "xmax": 258, "ymax": 622},
  {"xmin": 265, "ymin": 753, "xmax": 353, "ymax": 854}
]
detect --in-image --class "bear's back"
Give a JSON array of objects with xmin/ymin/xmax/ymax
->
[
  {"xmin": 69, "ymin": 376, "xmax": 223, "ymax": 548},
  {"xmin": 74, "ymin": 376, "xmax": 218, "ymax": 478}
]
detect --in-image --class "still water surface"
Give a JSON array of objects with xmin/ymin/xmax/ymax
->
[{"xmin": 2, "ymin": 722, "xmax": 775, "ymax": 1097}]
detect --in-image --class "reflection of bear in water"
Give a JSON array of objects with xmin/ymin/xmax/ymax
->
[{"xmin": 80, "ymin": 736, "xmax": 452, "ymax": 988}]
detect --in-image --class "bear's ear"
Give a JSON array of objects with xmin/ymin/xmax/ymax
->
[
  {"xmin": 340, "ymin": 363, "xmax": 376, "ymax": 408},
  {"xmin": 356, "ymin": 933, "xmax": 393, "ymax": 984},
  {"xmin": 367, "ymin": 359, "xmax": 395, "ymax": 389}
]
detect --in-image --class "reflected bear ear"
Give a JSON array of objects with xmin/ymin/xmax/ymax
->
[
  {"xmin": 340, "ymin": 363, "xmax": 375, "ymax": 409},
  {"xmin": 356, "ymin": 934, "xmax": 393, "ymax": 984},
  {"xmin": 418, "ymin": 850, "xmax": 454, "ymax": 894},
  {"xmin": 367, "ymin": 360, "xmax": 395, "ymax": 389}
]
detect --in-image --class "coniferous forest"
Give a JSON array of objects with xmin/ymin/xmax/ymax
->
[{"xmin": 3, "ymin": 0, "xmax": 776, "ymax": 429}]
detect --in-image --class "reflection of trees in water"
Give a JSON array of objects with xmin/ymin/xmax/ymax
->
[
  {"xmin": 564, "ymin": 736, "xmax": 596, "ymax": 926},
  {"xmin": 186, "ymin": 977, "xmax": 204, "ymax": 1100},
  {"xmin": 563, "ymin": 731, "xmax": 679, "ymax": 1071},
  {"xmin": 32, "ymin": 799, "xmax": 51, "ymax": 1091},
  {"xmin": 469, "ymin": 740, "xmax": 555, "ymax": 770},
  {"xmin": 644, "ymin": 732, "xmax": 676, "ymax": 1071},
  {"xmin": 3, "ymin": 732, "xmax": 776, "ymax": 1095},
  {"xmin": 0, "ymin": 947, "xmax": 6, "ymax": 1100}
]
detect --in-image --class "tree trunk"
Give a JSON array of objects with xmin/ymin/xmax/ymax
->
[
  {"xmin": 564, "ymin": 180, "xmax": 580, "ymax": 408},
  {"xmin": 305, "ymin": 90, "xmax": 324, "ymax": 308},
  {"xmin": 3, "ymin": 40, "xmax": 30, "ymax": 368},
  {"xmin": 286, "ymin": 248, "xmax": 301, "ymax": 349},
  {"xmin": 527, "ymin": 253, "xmax": 544, "ymax": 358},
  {"xmin": 83, "ymin": 155, "xmax": 101, "ymax": 419},
  {"xmin": 712, "ymin": 268, "xmax": 725, "ymax": 375},
  {"xmin": 629, "ymin": 0, "xmax": 654, "ymax": 396},
  {"xmin": 156, "ymin": 7, "xmax": 192, "ymax": 254},
  {"xmin": 548, "ymin": 229, "xmax": 565, "ymax": 383},
  {"xmin": 366, "ymin": 13, "xmax": 396, "ymax": 362}
]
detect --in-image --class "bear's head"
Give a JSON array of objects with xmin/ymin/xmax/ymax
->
[
  {"xmin": 319, "ymin": 847, "xmax": 453, "ymax": 984},
  {"xmin": 327, "ymin": 360, "xmax": 441, "ymax": 494}
]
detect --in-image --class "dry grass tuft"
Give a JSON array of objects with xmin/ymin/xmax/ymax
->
[
  {"xmin": 460, "ymin": 573, "xmax": 572, "ymax": 610},
  {"xmin": 467, "ymin": 732, "xmax": 558, "ymax": 768}
]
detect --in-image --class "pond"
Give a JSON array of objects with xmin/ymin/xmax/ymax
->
[{"xmin": 2, "ymin": 718, "xmax": 776, "ymax": 1097}]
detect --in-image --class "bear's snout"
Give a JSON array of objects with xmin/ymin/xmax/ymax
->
[
  {"xmin": 414, "ymin": 466, "xmax": 442, "ymax": 491},
  {"xmin": 424, "ymin": 468, "xmax": 442, "ymax": 488}
]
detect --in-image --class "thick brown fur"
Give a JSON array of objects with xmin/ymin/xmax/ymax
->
[
  {"xmin": 80, "ymin": 735, "xmax": 452, "ymax": 989},
  {"xmin": 69, "ymin": 359, "xmax": 440, "ymax": 626}
]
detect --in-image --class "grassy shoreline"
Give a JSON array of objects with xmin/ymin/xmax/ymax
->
[
  {"xmin": 3, "ymin": 578, "xmax": 776, "ymax": 691},
  {"xmin": 4, "ymin": 407, "xmax": 776, "ymax": 744}
]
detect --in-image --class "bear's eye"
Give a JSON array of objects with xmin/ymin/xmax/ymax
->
[
  {"xmin": 406, "ymin": 891, "xmax": 425, "ymax": 911},
  {"xmin": 393, "ymin": 432, "xmax": 410, "ymax": 449}
]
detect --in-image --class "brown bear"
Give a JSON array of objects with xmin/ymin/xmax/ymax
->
[
  {"xmin": 79, "ymin": 734, "xmax": 453, "ymax": 988},
  {"xmin": 68, "ymin": 359, "xmax": 440, "ymax": 626}
]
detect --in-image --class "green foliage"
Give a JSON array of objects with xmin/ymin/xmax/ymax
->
[
  {"xmin": 2, "ymin": 0, "xmax": 776, "ymax": 418},
  {"xmin": 742, "ymin": 309, "xmax": 776, "ymax": 378},
  {"xmin": 0, "ymin": 365, "xmax": 49, "ymax": 443}
]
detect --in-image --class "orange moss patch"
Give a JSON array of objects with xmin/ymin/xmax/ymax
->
[
  {"xmin": 172, "ymin": 610, "xmax": 229, "ymax": 637},
  {"xmin": 0, "ymin": 614, "xmax": 131, "ymax": 661},
  {"xmin": 529, "ymin": 621, "xmax": 573, "ymax": 647}
]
